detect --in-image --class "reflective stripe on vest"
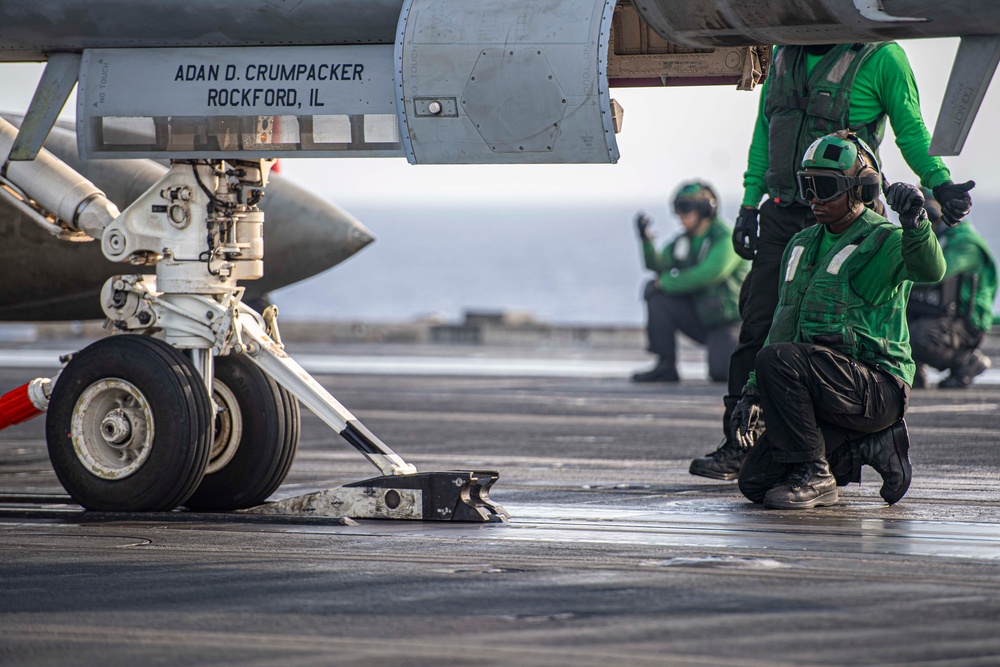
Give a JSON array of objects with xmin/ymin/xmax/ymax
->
[{"xmin": 770, "ymin": 209, "xmax": 913, "ymax": 383}]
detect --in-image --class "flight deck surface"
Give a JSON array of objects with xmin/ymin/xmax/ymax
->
[{"xmin": 1, "ymin": 337, "xmax": 999, "ymax": 666}]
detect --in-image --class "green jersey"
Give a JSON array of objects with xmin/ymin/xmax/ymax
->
[
  {"xmin": 910, "ymin": 221, "xmax": 998, "ymax": 332},
  {"xmin": 750, "ymin": 209, "xmax": 945, "ymax": 387},
  {"xmin": 642, "ymin": 217, "xmax": 749, "ymax": 328},
  {"xmin": 743, "ymin": 43, "xmax": 951, "ymax": 208}
]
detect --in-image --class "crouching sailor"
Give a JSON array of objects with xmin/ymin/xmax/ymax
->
[{"xmin": 732, "ymin": 130, "xmax": 945, "ymax": 509}]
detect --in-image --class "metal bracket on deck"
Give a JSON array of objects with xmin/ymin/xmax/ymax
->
[{"xmin": 245, "ymin": 470, "xmax": 509, "ymax": 522}]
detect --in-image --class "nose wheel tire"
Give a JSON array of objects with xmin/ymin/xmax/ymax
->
[
  {"xmin": 45, "ymin": 335, "xmax": 212, "ymax": 512},
  {"xmin": 184, "ymin": 354, "xmax": 300, "ymax": 511}
]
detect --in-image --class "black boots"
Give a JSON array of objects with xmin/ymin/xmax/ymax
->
[
  {"xmin": 939, "ymin": 350, "xmax": 991, "ymax": 389},
  {"xmin": 631, "ymin": 358, "xmax": 679, "ymax": 383},
  {"xmin": 857, "ymin": 419, "xmax": 911, "ymax": 504},
  {"xmin": 763, "ymin": 457, "xmax": 838, "ymax": 509},
  {"xmin": 689, "ymin": 438, "xmax": 746, "ymax": 481},
  {"xmin": 758, "ymin": 421, "xmax": 911, "ymax": 508}
]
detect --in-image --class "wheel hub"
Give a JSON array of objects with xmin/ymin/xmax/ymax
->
[
  {"xmin": 71, "ymin": 379, "xmax": 154, "ymax": 480},
  {"xmin": 100, "ymin": 408, "xmax": 132, "ymax": 446},
  {"xmin": 207, "ymin": 380, "xmax": 242, "ymax": 475}
]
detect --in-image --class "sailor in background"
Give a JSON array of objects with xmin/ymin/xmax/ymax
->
[
  {"xmin": 908, "ymin": 191, "xmax": 997, "ymax": 389},
  {"xmin": 632, "ymin": 182, "xmax": 748, "ymax": 384}
]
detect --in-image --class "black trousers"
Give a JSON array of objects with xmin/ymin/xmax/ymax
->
[
  {"xmin": 909, "ymin": 315, "xmax": 984, "ymax": 372},
  {"xmin": 721, "ymin": 200, "xmax": 816, "ymax": 440},
  {"xmin": 644, "ymin": 281, "xmax": 738, "ymax": 382},
  {"xmin": 737, "ymin": 342, "xmax": 908, "ymax": 503}
]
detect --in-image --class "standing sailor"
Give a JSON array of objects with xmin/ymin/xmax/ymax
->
[{"xmin": 690, "ymin": 41, "xmax": 973, "ymax": 481}]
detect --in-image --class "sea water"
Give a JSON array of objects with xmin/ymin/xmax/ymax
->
[{"xmin": 272, "ymin": 198, "xmax": 1000, "ymax": 325}]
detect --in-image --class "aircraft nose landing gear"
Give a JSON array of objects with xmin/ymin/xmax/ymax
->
[
  {"xmin": 42, "ymin": 331, "xmax": 508, "ymax": 521},
  {"xmin": 0, "ymin": 155, "xmax": 508, "ymax": 522}
]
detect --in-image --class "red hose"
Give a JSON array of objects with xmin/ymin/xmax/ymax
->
[{"xmin": 0, "ymin": 382, "xmax": 43, "ymax": 431}]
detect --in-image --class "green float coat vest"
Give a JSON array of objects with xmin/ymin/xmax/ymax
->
[
  {"xmin": 769, "ymin": 209, "xmax": 914, "ymax": 384},
  {"xmin": 910, "ymin": 223, "xmax": 998, "ymax": 332},
  {"xmin": 662, "ymin": 219, "xmax": 746, "ymax": 329},
  {"xmin": 765, "ymin": 43, "xmax": 886, "ymax": 204}
]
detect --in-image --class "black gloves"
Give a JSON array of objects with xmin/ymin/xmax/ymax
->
[
  {"xmin": 886, "ymin": 182, "xmax": 928, "ymax": 230},
  {"xmin": 635, "ymin": 212, "xmax": 652, "ymax": 241},
  {"xmin": 730, "ymin": 386, "xmax": 763, "ymax": 451},
  {"xmin": 732, "ymin": 206, "xmax": 759, "ymax": 260},
  {"xmin": 932, "ymin": 180, "xmax": 975, "ymax": 226}
]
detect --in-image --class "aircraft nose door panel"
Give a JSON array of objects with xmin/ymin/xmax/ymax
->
[{"xmin": 394, "ymin": 0, "xmax": 620, "ymax": 164}]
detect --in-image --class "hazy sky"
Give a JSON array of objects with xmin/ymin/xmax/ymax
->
[{"xmin": 2, "ymin": 37, "xmax": 995, "ymax": 214}]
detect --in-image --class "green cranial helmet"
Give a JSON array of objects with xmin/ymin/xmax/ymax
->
[
  {"xmin": 801, "ymin": 133, "xmax": 859, "ymax": 171},
  {"xmin": 797, "ymin": 130, "xmax": 881, "ymax": 204},
  {"xmin": 673, "ymin": 181, "xmax": 718, "ymax": 219}
]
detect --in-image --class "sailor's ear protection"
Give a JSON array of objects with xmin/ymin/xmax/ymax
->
[
  {"xmin": 674, "ymin": 181, "xmax": 719, "ymax": 219},
  {"xmin": 854, "ymin": 141, "xmax": 881, "ymax": 204},
  {"xmin": 694, "ymin": 181, "xmax": 719, "ymax": 219}
]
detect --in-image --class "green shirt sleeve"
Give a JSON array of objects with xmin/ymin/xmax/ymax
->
[
  {"xmin": 641, "ymin": 239, "xmax": 665, "ymax": 273},
  {"xmin": 742, "ymin": 78, "xmax": 770, "ymax": 208},
  {"xmin": 743, "ymin": 43, "xmax": 954, "ymax": 207},
  {"xmin": 855, "ymin": 44, "xmax": 952, "ymax": 189},
  {"xmin": 658, "ymin": 231, "xmax": 743, "ymax": 294},
  {"xmin": 642, "ymin": 235, "xmax": 680, "ymax": 274},
  {"xmin": 850, "ymin": 218, "xmax": 946, "ymax": 304}
]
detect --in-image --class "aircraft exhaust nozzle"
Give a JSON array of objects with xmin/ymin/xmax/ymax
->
[{"xmin": 0, "ymin": 117, "xmax": 119, "ymax": 239}]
